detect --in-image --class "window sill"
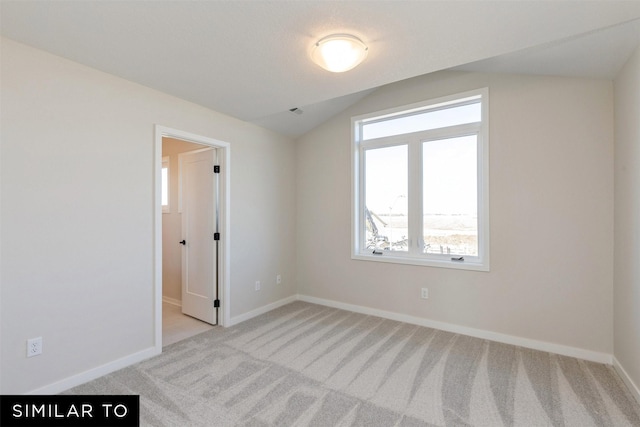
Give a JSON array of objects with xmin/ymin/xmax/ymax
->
[{"xmin": 352, "ymin": 252, "xmax": 489, "ymax": 272}]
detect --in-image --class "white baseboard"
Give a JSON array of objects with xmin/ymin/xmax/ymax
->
[
  {"xmin": 228, "ymin": 295, "xmax": 298, "ymax": 327},
  {"xmin": 26, "ymin": 295, "xmax": 294, "ymax": 394},
  {"xmin": 28, "ymin": 293, "xmax": 619, "ymax": 395},
  {"xmin": 297, "ymin": 294, "xmax": 613, "ymax": 365},
  {"xmin": 27, "ymin": 346, "xmax": 161, "ymax": 395},
  {"xmin": 613, "ymin": 356, "xmax": 640, "ymax": 405},
  {"xmin": 162, "ymin": 296, "xmax": 182, "ymax": 307}
]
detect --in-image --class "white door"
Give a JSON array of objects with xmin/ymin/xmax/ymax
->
[{"xmin": 180, "ymin": 148, "xmax": 217, "ymax": 325}]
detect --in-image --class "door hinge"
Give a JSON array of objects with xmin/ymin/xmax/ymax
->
[
  {"xmin": 214, "ymin": 232, "xmax": 220, "ymax": 241},
  {"xmin": 214, "ymin": 299, "xmax": 220, "ymax": 308},
  {"xmin": 214, "ymin": 165, "xmax": 220, "ymax": 173}
]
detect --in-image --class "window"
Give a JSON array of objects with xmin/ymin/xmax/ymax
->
[
  {"xmin": 162, "ymin": 156, "xmax": 170, "ymax": 213},
  {"xmin": 352, "ymin": 88, "xmax": 489, "ymax": 271}
]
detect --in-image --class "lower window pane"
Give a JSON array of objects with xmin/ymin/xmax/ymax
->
[
  {"xmin": 423, "ymin": 136, "xmax": 478, "ymax": 256},
  {"xmin": 365, "ymin": 145, "xmax": 408, "ymax": 252}
]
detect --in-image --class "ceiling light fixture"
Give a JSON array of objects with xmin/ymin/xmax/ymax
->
[{"xmin": 311, "ymin": 34, "xmax": 368, "ymax": 73}]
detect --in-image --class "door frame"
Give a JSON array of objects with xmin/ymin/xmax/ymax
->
[{"xmin": 154, "ymin": 125, "xmax": 231, "ymax": 349}]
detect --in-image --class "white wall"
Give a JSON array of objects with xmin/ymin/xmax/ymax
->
[
  {"xmin": 0, "ymin": 38, "xmax": 297, "ymax": 394},
  {"xmin": 296, "ymin": 70, "xmax": 614, "ymax": 356},
  {"xmin": 161, "ymin": 138, "xmax": 203, "ymax": 303},
  {"xmin": 614, "ymin": 44, "xmax": 640, "ymax": 396}
]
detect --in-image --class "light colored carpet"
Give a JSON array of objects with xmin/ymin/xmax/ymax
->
[{"xmin": 67, "ymin": 301, "xmax": 640, "ymax": 426}]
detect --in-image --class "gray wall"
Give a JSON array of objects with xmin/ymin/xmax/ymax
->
[
  {"xmin": 614, "ymin": 44, "xmax": 640, "ymax": 396},
  {"xmin": 0, "ymin": 38, "xmax": 297, "ymax": 393},
  {"xmin": 296, "ymin": 70, "xmax": 614, "ymax": 356}
]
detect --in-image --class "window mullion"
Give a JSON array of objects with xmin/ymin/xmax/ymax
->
[
  {"xmin": 407, "ymin": 139, "xmax": 422, "ymax": 256},
  {"xmin": 358, "ymin": 145, "xmax": 367, "ymax": 253}
]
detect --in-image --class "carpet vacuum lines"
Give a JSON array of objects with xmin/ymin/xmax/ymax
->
[{"xmin": 67, "ymin": 301, "xmax": 640, "ymax": 426}]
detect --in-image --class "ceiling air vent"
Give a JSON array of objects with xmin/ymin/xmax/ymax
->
[{"xmin": 289, "ymin": 107, "xmax": 304, "ymax": 116}]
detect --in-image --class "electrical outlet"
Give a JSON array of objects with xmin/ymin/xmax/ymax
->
[
  {"xmin": 255, "ymin": 281, "xmax": 261, "ymax": 291},
  {"xmin": 276, "ymin": 274, "xmax": 282, "ymax": 285},
  {"xmin": 27, "ymin": 337, "xmax": 42, "ymax": 358},
  {"xmin": 421, "ymin": 288, "xmax": 429, "ymax": 299}
]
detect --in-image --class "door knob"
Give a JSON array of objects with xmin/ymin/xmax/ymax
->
[{"xmin": 179, "ymin": 240, "xmax": 186, "ymax": 245}]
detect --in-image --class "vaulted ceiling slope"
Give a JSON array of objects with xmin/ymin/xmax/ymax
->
[{"xmin": 2, "ymin": 1, "xmax": 640, "ymax": 137}]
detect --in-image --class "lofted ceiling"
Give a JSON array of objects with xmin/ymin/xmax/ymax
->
[{"xmin": 2, "ymin": 1, "xmax": 640, "ymax": 138}]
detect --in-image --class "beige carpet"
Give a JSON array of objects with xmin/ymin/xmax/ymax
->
[{"xmin": 67, "ymin": 301, "xmax": 640, "ymax": 426}]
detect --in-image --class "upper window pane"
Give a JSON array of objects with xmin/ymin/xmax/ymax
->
[
  {"xmin": 365, "ymin": 144, "xmax": 408, "ymax": 252},
  {"xmin": 362, "ymin": 101, "xmax": 481, "ymax": 140},
  {"xmin": 422, "ymin": 135, "xmax": 477, "ymax": 256}
]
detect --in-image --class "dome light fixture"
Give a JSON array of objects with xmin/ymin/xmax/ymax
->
[{"xmin": 311, "ymin": 34, "xmax": 368, "ymax": 73}]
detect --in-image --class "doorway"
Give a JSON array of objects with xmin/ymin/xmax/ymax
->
[{"xmin": 154, "ymin": 126, "xmax": 230, "ymax": 350}]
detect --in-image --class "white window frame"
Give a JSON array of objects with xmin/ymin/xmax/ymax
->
[
  {"xmin": 161, "ymin": 156, "xmax": 170, "ymax": 213},
  {"xmin": 351, "ymin": 88, "xmax": 490, "ymax": 271}
]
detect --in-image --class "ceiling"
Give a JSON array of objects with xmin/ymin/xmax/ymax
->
[{"xmin": 2, "ymin": 1, "xmax": 640, "ymax": 138}]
